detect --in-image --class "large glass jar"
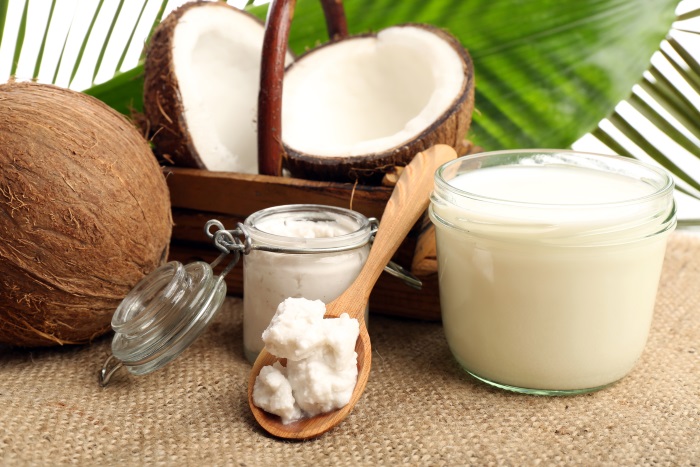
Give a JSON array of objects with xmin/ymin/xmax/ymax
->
[
  {"xmin": 429, "ymin": 150, "xmax": 677, "ymax": 395},
  {"xmin": 242, "ymin": 204, "xmax": 372, "ymax": 362}
]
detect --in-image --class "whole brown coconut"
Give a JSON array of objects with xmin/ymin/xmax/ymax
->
[{"xmin": 0, "ymin": 82, "xmax": 172, "ymax": 347}]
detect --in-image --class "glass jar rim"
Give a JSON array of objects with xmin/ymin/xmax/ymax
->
[
  {"xmin": 430, "ymin": 149, "xmax": 677, "ymax": 245},
  {"xmin": 244, "ymin": 204, "xmax": 373, "ymax": 250},
  {"xmin": 434, "ymin": 149, "xmax": 674, "ymax": 209}
]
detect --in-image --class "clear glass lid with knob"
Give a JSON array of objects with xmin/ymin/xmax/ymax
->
[{"xmin": 99, "ymin": 220, "xmax": 241, "ymax": 385}]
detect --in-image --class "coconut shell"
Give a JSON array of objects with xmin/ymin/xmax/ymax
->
[
  {"xmin": 0, "ymin": 82, "xmax": 172, "ymax": 347},
  {"xmin": 143, "ymin": 1, "xmax": 264, "ymax": 169},
  {"xmin": 281, "ymin": 24, "xmax": 475, "ymax": 184}
]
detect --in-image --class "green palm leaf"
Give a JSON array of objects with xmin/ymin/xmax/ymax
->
[
  {"xmin": 0, "ymin": 0, "xmax": 171, "ymax": 92},
  {"xmin": 0, "ymin": 0, "xmax": 698, "ymax": 219}
]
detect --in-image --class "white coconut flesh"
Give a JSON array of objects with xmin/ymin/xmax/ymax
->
[
  {"xmin": 282, "ymin": 26, "xmax": 466, "ymax": 158},
  {"xmin": 171, "ymin": 7, "xmax": 293, "ymax": 172}
]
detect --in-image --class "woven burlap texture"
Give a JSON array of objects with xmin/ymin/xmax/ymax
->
[{"xmin": 1, "ymin": 232, "xmax": 698, "ymax": 466}]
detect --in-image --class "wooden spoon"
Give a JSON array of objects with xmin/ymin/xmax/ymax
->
[{"xmin": 247, "ymin": 144, "xmax": 458, "ymax": 439}]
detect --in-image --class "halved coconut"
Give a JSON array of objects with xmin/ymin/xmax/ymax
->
[
  {"xmin": 144, "ymin": 1, "xmax": 293, "ymax": 173},
  {"xmin": 281, "ymin": 24, "xmax": 474, "ymax": 183}
]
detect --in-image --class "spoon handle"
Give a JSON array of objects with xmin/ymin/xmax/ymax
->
[{"xmin": 335, "ymin": 144, "xmax": 458, "ymax": 317}]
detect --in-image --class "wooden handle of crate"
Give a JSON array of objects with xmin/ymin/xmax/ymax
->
[
  {"xmin": 319, "ymin": 0, "xmax": 348, "ymax": 41},
  {"xmin": 257, "ymin": 0, "xmax": 349, "ymax": 176}
]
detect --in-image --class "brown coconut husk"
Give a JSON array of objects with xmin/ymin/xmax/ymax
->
[{"xmin": 0, "ymin": 82, "xmax": 172, "ymax": 347}]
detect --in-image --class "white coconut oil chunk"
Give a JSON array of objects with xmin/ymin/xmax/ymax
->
[{"xmin": 252, "ymin": 298, "xmax": 360, "ymax": 423}]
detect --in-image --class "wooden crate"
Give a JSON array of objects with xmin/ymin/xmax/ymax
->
[{"xmin": 165, "ymin": 167, "xmax": 441, "ymax": 321}]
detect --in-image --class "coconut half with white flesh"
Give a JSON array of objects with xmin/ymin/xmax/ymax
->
[
  {"xmin": 281, "ymin": 24, "xmax": 474, "ymax": 183},
  {"xmin": 144, "ymin": 1, "xmax": 293, "ymax": 173}
]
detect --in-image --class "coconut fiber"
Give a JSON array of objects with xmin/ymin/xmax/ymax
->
[{"xmin": 0, "ymin": 232, "xmax": 698, "ymax": 465}]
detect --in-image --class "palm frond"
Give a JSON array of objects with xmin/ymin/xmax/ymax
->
[
  {"xmin": 9, "ymin": 0, "xmax": 28, "ymax": 77},
  {"xmin": 589, "ymin": 8, "xmax": 700, "ymax": 206},
  {"xmin": 114, "ymin": 1, "xmax": 149, "ymax": 73},
  {"xmin": 92, "ymin": 0, "xmax": 125, "ymax": 83},
  {"xmin": 0, "ymin": 2, "xmax": 8, "ymax": 45},
  {"xmin": 68, "ymin": 0, "xmax": 106, "ymax": 86},
  {"xmin": 0, "ymin": 0, "xmax": 173, "ymax": 89},
  {"xmin": 31, "ymin": 0, "xmax": 57, "ymax": 79}
]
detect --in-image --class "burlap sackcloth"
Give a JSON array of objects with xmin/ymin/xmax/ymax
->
[{"xmin": 1, "ymin": 232, "xmax": 698, "ymax": 466}]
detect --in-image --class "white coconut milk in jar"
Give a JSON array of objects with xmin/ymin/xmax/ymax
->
[
  {"xmin": 429, "ymin": 150, "xmax": 676, "ymax": 395},
  {"xmin": 242, "ymin": 204, "xmax": 372, "ymax": 362}
]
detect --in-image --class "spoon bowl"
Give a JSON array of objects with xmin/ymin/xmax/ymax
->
[
  {"xmin": 247, "ymin": 144, "xmax": 458, "ymax": 439},
  {"xmin": 247, "ymin": 323, "xmax": 371, "ymax": 439}
]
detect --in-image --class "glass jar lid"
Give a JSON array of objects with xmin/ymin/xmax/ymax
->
[{"xmin": 99, "ymin": 242, "xmax": 240, "ymax": 385}]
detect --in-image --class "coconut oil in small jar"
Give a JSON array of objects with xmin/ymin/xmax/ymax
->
[
  {"xmin": 242, "ymin": 204, "xmax": 372, "ymax": 363},
  {"xmin": 429, "ymin": 150, "xmax": 676, "ymax": 395}
]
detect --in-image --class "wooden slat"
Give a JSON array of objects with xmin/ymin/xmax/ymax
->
[{"xmin": 165, "ymin": 167, "xmax": 392, "ymax": 219}]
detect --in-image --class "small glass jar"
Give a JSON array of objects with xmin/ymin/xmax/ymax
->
[
  {"xmin": 429, "ymin": 150, "xmax": 676, "ymax": 395},
  {"xmin": 242, "ymin": 204, "xmax": 372, "ymax": 362}
]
